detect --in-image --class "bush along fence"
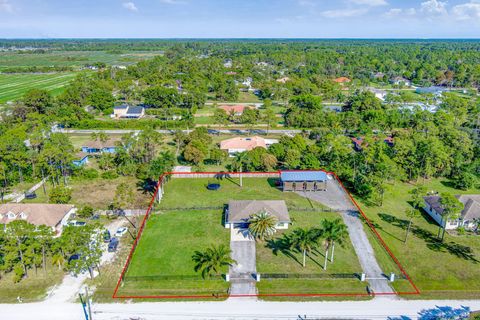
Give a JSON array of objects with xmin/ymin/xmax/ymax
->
[{"xmin": 124, "ymin": 274, "xmax": 224, "ymax": 281}]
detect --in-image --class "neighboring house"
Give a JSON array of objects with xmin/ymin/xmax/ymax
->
[
  {"xmin": 112, "ymin": 105, "xmax": 145, "ymax": 119},
  {"xmin": 0, "ymin": 203, "xmax": 75, "ymax": 234},
  {"xmin": 351, "ymin": 136, "xmax": 393, "ymax": 151},
  {"xmin": 220, "ymin": 136, "xmax": 277, "ymax": 156},
  {"xmin": 225, "ymin": 200, "xmax": 290, "ymax": 230},
  {"xmin": 223, "ymin": 59, "xmax": 233, "ymax": 68},
  {"xmin": 219, "ymin": 105, "xmax": 252, "ymax": 116},
  {"xmin": 390, "ymin": 77, "xmax": 412, "ymax": 87},
  {"xmin": 351, "ymin": 137, "xmax": 367, "ymax": 151},
  {"xmin": 173, "ymin": 166, "xmax": 192, "ymax": 173},
  {"xmin": 368, "ymin": 88, "xmax": 387, "ymax": 101},
  {"xmin": 72, "ymin": 152, "xmax": 89, "ymax": 167},
  {"xmin": 276, "ymin": 77, "xmax": 291, "ymax": 84},
  {"xmin": 333, "ymin": 77, "xmax": 351, "ymax": 84},
  {"xmin": 280, "ymin": 171, "xmax": 328, "ymax": 192},
  {"xmin": 423, "ymin": 195, "xmax": 480, "ymax": 230},
  {"xmin": 81, "ymin": 138, "xmax": 120, "ymax": 154}
]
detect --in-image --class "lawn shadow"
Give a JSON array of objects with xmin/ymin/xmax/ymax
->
[
  {"xmin": 267, "ymin": 177, "xmax": 281, "ymax": 189},
  {"xmin": 372, "ymin": 213, "xmax": 406, "ymax": 242},
  {"xmin": 265, "ymin": 235, "xmax": 303, "ymax": 267},
  {"xmin": 378, "ymin": 213, "xmax": 478, "ymax": 263}
]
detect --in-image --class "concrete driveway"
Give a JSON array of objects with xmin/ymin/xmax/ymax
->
[
  {"xmin": 229, "ymin": 228, "xmax": 257, "ymax": 296},
  {"xmin": 297, "ymin": 176, "xmax": 395, "ymax": 295}
]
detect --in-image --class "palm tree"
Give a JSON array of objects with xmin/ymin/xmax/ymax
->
[
  {"xmin": 289, "ymin": 228, "xmax": 319, "ymax": 267},
  {"xmin": 51, "ymin": 253, "xmax": 65, "ymax": 270},
  {"xmin": 231, "ymin": 152, "xmax": 249, "ymax": 187},
  {"xmin": 320, "ymin": 219, "xmax": 348, "ymax": 269},
  {"xmin": 404, "ymin": 208, "xmax": 419, "ymax": 243},
  {"xmin": 439, "ymin": 193, "xmax": 464, "ymax": 241},
  {"xmin": 192, "ymin": 245, "xmax": 236, "ymax": 279},
  {"xmin": 248, "ymin": 210, "xmax": 278, "ymax": 241}
]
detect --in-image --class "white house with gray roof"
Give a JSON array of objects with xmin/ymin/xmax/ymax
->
[
  {"xmin": 225, "ymin": 200, "xmax": 290, "ymax": 230},
  {"xmin": 423, "ymin": 194, "xmax": 480, "ymax": 230},
  {"xmin": 112, "ymin": 105, "xmax": 145, "ymax": 119}
]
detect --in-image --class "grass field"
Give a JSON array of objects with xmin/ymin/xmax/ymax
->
[
  {"xmin": 0, "ymin": 261, "xmax": 64, "ymax": 303},
  {"xmin": 0, "ymin": 72, "xmax": 78, "ymax": 103},
  {"xmin": 118, "ymin": 177, "xmax": 372, "ymax": 299},
  {"xmin": 0, "ymin": 50, "xmax": 163, "ymax": 69},
  {"xmin": 356, "ymin": 178, "xmax": 480, "ymax": 299},
  {"xmin": 118, "ymin": 210, "xmax": 230, "ymax": 297}
]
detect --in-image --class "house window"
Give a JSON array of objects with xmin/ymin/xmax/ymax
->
[{"xmin": 7, "ymin": 212, "xmax": 16, "ymax": 219}]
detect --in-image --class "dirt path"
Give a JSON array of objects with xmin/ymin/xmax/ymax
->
[
  {"xmin": 297, "ymin": 175, "xmax": 395, "ymax": 295},
  {"xmin": 44, "ymin": 219, "xmax": 127, "ymax": 303}
]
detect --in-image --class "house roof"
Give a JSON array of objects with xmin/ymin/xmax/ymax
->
[
  {"xmin": 126, "ymin": 106, "xmax": 144, "ymax": 115},
  {"xmin": 74, "ymin": 151, "xmax": 89, "ymax": 160},
  {"xmin": 456, "ymin": 195, "xmax": 480, "ymax": 221},
  {"xmin": 83, "ymin": 138, "xmax": 120, "ymax": 149},
  {"xmin": 280, "ymin": 171, "xmax": 327, "ymax": 182},
  {"xmin": 220, "ymin": 136, "xmax": 266, "ymax": 151},
  {"xmin": 424, "ymin": 194, "xmax": 480, "ymax": 221},
  {"xmin": 276, "ymin": 77, "xmax": 290, "ymax": 83},
  {"xmin": 114, "ymin": 104, "xmax": 128, "ymax": 110},
  {"xmin": 0, "ymin": 203, "xmax": 74, "ymax": 228},
  {"xmin": 219, "ymin": 105, "xmax": 250, "ymax": 114},
  {"xmin": 334, "ymin": 77, "xmax": 351, "ymax": 83},
  {"xmin": 227, "ymin": 200, "xmax": 290, "ymax": 224}
]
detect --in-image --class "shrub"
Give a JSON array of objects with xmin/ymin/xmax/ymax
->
[
  {"xmin": 49, "ymin": 186, "xmax": 72, "ymax": 204},
  {"xmin": 77, "ymin": 205, "xmax": 94, "ymax": 219},
  {"xmin": 80, "ymin": 168, "xmax": 99, "ymax": 180},
  {"xmin": 101, "ymin": 170, "xmax": 119, "ymax": 180}
]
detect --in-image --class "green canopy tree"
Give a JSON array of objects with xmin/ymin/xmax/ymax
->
[
  {"xmin": 289, "ymin": 228, "xmax": 319, "ymax": 268},
  {"xmin": 439, "ymin": 193, "xmax": 464, "ymax": 241}
]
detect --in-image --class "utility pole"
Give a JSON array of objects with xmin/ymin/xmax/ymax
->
[
  {"xmin": 78, "ymin": 293, "xmax": 89, "ymax": 320},
  {"xmin": 85, "ymin": 286, "xmax": 93, "ymax": 320}
]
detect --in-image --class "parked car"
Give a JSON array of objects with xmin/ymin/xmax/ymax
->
[
  {"xmin": 68, "ymin": 253, "xmax": 81, "ymax": 263},
  {"xmin": 103, "ymin": 230, "xmax": 111, "ymax": 243},
  {"xmin": 115, "ymin": 227, "xmax": 128, "ymax": 237},
  {"xmin": 108, "ymin": 238, "xmax": 119, "ymax": 252},
  {"xmin": 24, "ymin": 191, "xmax": 37, "ymax": 199},
  {"xmin": 68, "ymin": 220, "xmax": 87, "ymax": 227}
]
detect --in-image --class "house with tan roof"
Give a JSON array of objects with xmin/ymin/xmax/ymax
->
[
  {"xmin": 0, "ymin": 203, "xmax": 75, "ymax": 234},
  {"xmin": 219, "ymin": 105, "xmax": 252, "ymax": 116},
  {"xmin": 333, "ymin": 77, "xmax": 351, "ymax": 84},
  {"xmin": 225, "ymin": 200, "xmax": 290, "ymax": 230},
  {"xmin": 81, "ymin": 138, "xmax": 121, "ymax": 154},
  {"xmin": 276, "ymin": 77, "xmax": 291, "ymax": 84},
  {"xmin": 423, "ymin": 194, "xmax": 480, "ymax": 230},
  {"xmin": 220, "ymin": 136, "xmax": 278, "ymax": 157}
]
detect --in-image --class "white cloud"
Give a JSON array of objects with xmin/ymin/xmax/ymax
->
[
  {"xmin": 384, "ymin": 7, "xmax": 416, "ymax": 17},
  {"xmin": 122, "ymin": 2, "xmax": 138, "ymax": 12},
  {"xmin": 420, "ymin": 0, "xmax": 447, "ymax": 16},
  {"xmin": 320, "ymin": 8, "xmax": 368, "ymax": 18},
  {"xmin": 160, "ymin": 0, "xmax": 187, "ymax": 4},
  {"xmin": 349, "ymin": 0, "xmax": 388, "ymax": 6},
  {"xmin": 452, "ymin": 1, "xmax": 480, "ymax": 20},
  {"xmin": 0, "ymin": 0, "xmax": 13, "ymax": 13}
]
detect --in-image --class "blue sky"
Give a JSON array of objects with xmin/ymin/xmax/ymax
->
[{"xmin": 0, "ymin": 0, "xmax": 479, "ymax": 38}]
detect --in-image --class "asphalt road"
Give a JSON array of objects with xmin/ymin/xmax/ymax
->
[
  {"xmin": 3, "ymin": 297, "xmax": 480, "ymax": 319},
  {"xmin": 56, "ymin": 128, "xmax": 305, "ymax": 135}
]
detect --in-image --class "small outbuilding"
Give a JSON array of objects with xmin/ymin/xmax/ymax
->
[{"xmin": 280, "ymin": 171, "xmax": 328, "ymax": 192}]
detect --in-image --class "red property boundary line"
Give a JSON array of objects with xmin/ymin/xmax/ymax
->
[{"xmin": 112, "ymin": 169, "xmax": 420, "ymax": 299}]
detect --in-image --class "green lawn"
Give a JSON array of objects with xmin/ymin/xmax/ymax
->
[
  {"xmin": 0, "ymin": 50, "xmax": 163, "ymax": 69},
  {"xmin": 159, "ymin": 177, "xmax": 326, "ymax": 211},
  {"xmin": 355, "ymin": 178, "xmax": 480, "ymax": 299},
  {"xmin": 0, "ymin": 72, "xmax": 78, "ymax": 103},
  {"xmin": 119, "ymin": 210, "xmax": 230, "ymax": 297},
  {"xmin": 126, "ymin": 177, "xmax": 368, "ymax": 298},
  {"xmin": 256, "ymin": 211, "xmax": 362, "ymax": 275}
]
